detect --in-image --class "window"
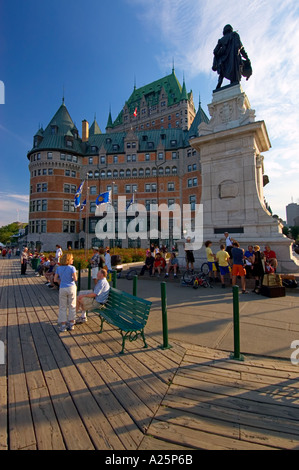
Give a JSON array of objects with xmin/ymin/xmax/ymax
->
[
  {"xmin": 193, "ymin": 164, "xmax": 197, "ymax": 171},
  {"xmin": 193, "ymin": 177, "xmax": 198, "ymax": 186},
  {"xmin": 94, "ymin": 170, "xmax": 100, "ymax": 178},
  {"xmin": 66, "ymin": 140, "xmax": 73, "ymax": 148},
  {"xmin": 125, "ymin": 185, "xmax": 131, "ymax": 193},
  {"xmin": 113, "ymin": 170, "xmax": 118, "ymax": 178},
  {"xmin": 145, "ymin": 153, "xmax": 150, "ymax": 161},
  {"xmin": 41, "ymin": 220, "xmax": 47, "ymax": 233},
  {"xmin": 132, "ymin": 184, "xmax": 137, "ymax": 192},
  {"xmin": 139, "ymin": 168, "xmax": 144, "ymax": 177},
  {"xmin": 71, "ymin": 185, "xmax": 77, "ymax": 194},
  {"xmin": 90, "ymin": 186, "xmax": 97, "ymax": 195},
  {"xmin": 151, "ymin": 183, "xmax": 156, "ymax": 192},
  {"xmin": 145, "ymin": 184, "xmax": 151, "ymax": 192},
  {"xmin": 67, "ymin": 154, "xmax": 72, "ymax": 161},
  {"xmin": 36, "ymin": 183, "xmax": 41, "ymax": 193},
  {"xmin": 37, "ymin": 153, "xmax": 41, "ymax": 160},
  {"xmin": 188, "ymin": 165, "xmax": 192, "ymax": 172},
  {"xmin": 64, "ymin": 200, "xmax": 71, "ymax": 211},
  {"xmin": 100, "ymin": 170, "xmax": 106, "ymax": 178},
  {"xmin": 64, "ymin": 184, "xmax": 70, "ymax": 193},
  {"xmin": 126, "ymin": 169, "xmax": 131, "ymax": 177},
  {"xmin": 165, "ymin": 167, "xmax": 170, "ymax": 175},
  {"xmin": 42, "ymin": 169, "xmax": 47, "ymax": 175},
  {"xmin": 131, "ymin": 154, "xmax": 136, "ymax": 162},
  {"xmin": 168, "ymin": 199, "xmax": 175, "ymax": 207},
  {"xmin": 168, "ymin": 182, "xmax": 175, "ymax": 191},
  {"xmin": 107, "ymin": 170, "xmax": 112, "ymax": 178},
  {"xmin": 145, "ymin": 199, "xmax": 151, "ymax": 211},
  {"xmin": 100, "ymin": 156, "xmax": 106, "ymax": 164},
  {"xmin": 91, "ymin": 146, "xmax": 97, "ymax": 153},
  {"xmin": 158, "ymin": 152, "xmax": 163, "ymax": 160},
  {"xmin": 159, "ymin": 167, "xmax": 164, "ymax": 175},
  {"xmin": 48, "ymin": 168, "xmax": 53, "ymax": 175},
  {"xmin": 119, "ymin": 169, "xmax": 124, "ymax": 178},
  {"xmin": 127, "ymin": 155, "xmax": 131, "ymax": 162},
  {"xmin": 36, "ymin": 200, "xmax": 41, "ymax": 212},
  {"xmin": 42, "ymin": 200, "xmax": 47, "ymax": 211},
  {"xmin": 113, "ymin": 155, "xmax": 118, "ymax": 163},
  {"xmin": 188, "ymin": 178, "xmax": 192, "ymax": 188},
  {"xmin": 152, "ymin": 167, "xmax": 157, "ymax": 176},
  {"xmin": 132, "ymin": 168, "xmax": 137, "ymax": 177},
  {"xmin": 47, "ymin": 152, "xmax": 53, "ymax": 160},
  {"xmin": 172, "ymin": 152, "xmax": 177, "ymax": 160},
  {"xmin": 65, "ymin": 170, "xmax": 70, "ymax": 177},
  {"xmin": 73, "ymin": 155, "xmax": 78, "ymax": 163},
  {"xmin": 126, "ymin": 143, "xmax": 131, "ymax": 149},
  {"xmin": 87, "ymin": 171, "xmax": 93, "ymax": 179},
  {"xmin": 190, "ymin": 195, "xmax": 196, "ymax": 211},
  {"xmin": 71, "ymin": 171, "xmax": 76, "ymax": 178},
  {"xmin": 90, "ymin": 202, "xmax": 96, "ymax": 213},
  {"xmin": 145, "ymin": 168, "xmax": 150, "ymax": 176},
  {"xmin": 60, "ymin": 153, "xmax": 66, "ymax": 161},
  {"xmin": 89, "ymin": 157, "xmax": 93, "ymax": 164},
  {"xmin": 172, "ymin": 166, "xmax": 177, "ymax": 175}
]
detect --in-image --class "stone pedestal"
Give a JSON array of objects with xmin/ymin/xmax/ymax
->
[{"xmin": 184, "ymin": 84, "xmax": 299, "ymax": 273}]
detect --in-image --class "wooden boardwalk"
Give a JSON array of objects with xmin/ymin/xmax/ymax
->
[{"xmin": 0, "ymin": 259, "xmax": 299, "ymax": 450}]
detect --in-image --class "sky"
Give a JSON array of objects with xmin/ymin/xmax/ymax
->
[{"xmin": 0, "ymin": 0, "xmax": 298, "ymax": 227}]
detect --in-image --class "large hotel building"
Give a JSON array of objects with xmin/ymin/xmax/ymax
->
[{"xmin": 27, "ymin": 69, "xmax": 209, "ymax": 251}]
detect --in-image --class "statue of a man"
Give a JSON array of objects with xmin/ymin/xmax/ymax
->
[{"xmin": 212, "ymin": 25, "xmax": 252, "ymax": 89}]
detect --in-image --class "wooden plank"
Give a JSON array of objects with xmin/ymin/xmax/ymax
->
[
  {"xmin": 138, "ymin": 435, "xmax": 190, "ymax": 451},
  {"xmin": 147, "ymin": 419, "xmax": 275, "ymax": 450}
]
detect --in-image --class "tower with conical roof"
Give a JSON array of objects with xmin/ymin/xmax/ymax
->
[{"xmin": 27, "ymin": 100, "xmax": 83, "ymax": 250}]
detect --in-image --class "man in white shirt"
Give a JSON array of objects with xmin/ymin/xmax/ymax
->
[{"xmin": 76, "ymin": 268, "xmax": 110, "ymax": 323}]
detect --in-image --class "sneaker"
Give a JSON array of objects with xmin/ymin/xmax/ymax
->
[
  {"xmin": 174, "ymin": 274, "xmax": 177, "ymax": 278},
  {"xmin": 67, "ymin": 322, "xmax": 75, "ymax": 331},
  {"xmin": 242, "ymin": 290, "xmax": 249, "ymax": 294},
  {"xmin": 59, "ymin": 324, "xmax": 67, "ymax": 332},
  {"xmin": 164, "ymin": 274, "xmax": 169, "ymax": 278},
  {"xmin": 75, "ymin": 316, "xmax": 87, "ymax": 324}
]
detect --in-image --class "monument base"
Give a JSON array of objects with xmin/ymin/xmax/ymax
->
[{"xmin": 187, "ymin": 84, "xmax": 299, "ymax": 274}]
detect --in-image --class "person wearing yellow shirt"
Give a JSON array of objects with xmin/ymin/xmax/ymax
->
[
  {"xmin": 216, "ymin": 244, "xmax": 232, "ymax": 288},
  {"xmin": 205, "ymin": 240, "xmax": 219, "ymax": 282}
]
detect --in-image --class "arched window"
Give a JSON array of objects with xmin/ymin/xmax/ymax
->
[
  {"xmin": 172, "ymin": 166, "xmax": 178, "ymax": 175},
  {"xmin": 87, "ymin": 171, "xmax": 93, "ymax": 179},
  {"xmin": 94, "ymin": 170, "xmax": 100, "ymax": 178},
  {"xmin": 113, "ymin": 169, "xmax": 118, "ymax": 178},
  {"xmin": 126, "ymin": 169, "xmax": 131, "ymax": 177},
  {"xmin": 100, "ymin": 170, "xmax": 105, "ymax": 178},
  {"xmin": 165, "ymin": 166, "xmax": 170, "ymax": 175},
  {"xmin": 145, "ymin": 167, "xmax": 150, "ymax": 176},
  {"xmin": 139, "ymin": 168, "xmax": 144, "ymax": 177},
  {"xmin": 107, "ymin": 169, "xmax": 112, "ymax": 177},
  {"xmin": 132, "ymin": 168, "xmax": 137, "ymax": 177},
  {"xmin": 159, "ymin": 167, "xmax": 164, "ymax": 175},
  {"xmin": 119, "ymin": 169, "xmax": 124, "ymax": 178},
  {"xmin": 152, "ymin": 167, "xmax": 157, "ymax": 176}
]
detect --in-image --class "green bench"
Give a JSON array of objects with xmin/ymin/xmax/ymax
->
[{"xmin": 91, "ymin": 287, "xmax": 152, "ymax": 354}]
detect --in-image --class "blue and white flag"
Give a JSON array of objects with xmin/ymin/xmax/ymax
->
[
  {"xmin": 74, "ymin": 181, "xmax": 85, "ymax": 208},
  {"xmin": 80, "ymin": 199, "xmax": 86, "ymax": 211},
  {"xmin": 126, "ymin": 193, "xmax": 135, "ymax": 210},
  {"xmin": 96, "ymin": 190, "xmax": 111, "ymax": 206}
]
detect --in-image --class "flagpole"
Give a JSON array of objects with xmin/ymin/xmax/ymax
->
[{"xmin": 85, "ymin": 172, "xmax": 89, "ymax": 261}]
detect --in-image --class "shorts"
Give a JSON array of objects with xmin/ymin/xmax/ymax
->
[
  {"xmin": 232, "ymin": 264, "xmax": 246, "ymax": 277},
  {"xmin": 80, "ymin": 296, "xmax": 101, "ymax": 311},
  {"xmin": 208, "ymin": 262, "xmax": 217, "ymax": 272},
  {"xmin": 219, "ymin": 265, "xmax": 230, "ymax": 276},
  {"xmin": 91, "ymin": 267, "xmax": 99, "ymax": 279},
  {"xmin": 186, "ymin": 251, "xmax": 195, "ymax": 263}
]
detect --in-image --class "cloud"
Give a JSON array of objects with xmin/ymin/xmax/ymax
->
[
  {"xmin": 0, "ymin": 192, "xmax": 29, "ymax": 227},
  {"xmin": 129, "ymin": 0, "xmax": 299, "ymax": 217}
]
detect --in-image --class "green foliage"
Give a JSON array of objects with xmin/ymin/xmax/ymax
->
[{"xmin": 0, "ymin": 222, "xmax": 25, "ymax": 244}]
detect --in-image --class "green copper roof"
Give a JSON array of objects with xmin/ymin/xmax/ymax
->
[
  {"xmin": 110, "ymin": 70, "xmax": 191, "ymax": 128},
  {"xmin": 28, "ymin": 102, "xmax": 84, "ymax": 156},
  {"xmin": 187, "ymin": 102, "xmax": 210, "ymax": 140},
  {"xmin": 89, "ymin": 119, "xmax": 101, "ymax": 136}
]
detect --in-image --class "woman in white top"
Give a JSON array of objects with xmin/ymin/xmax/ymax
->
[{"xmin": 55, "ymin": 245, "xmax": 63, "ymax": 263}]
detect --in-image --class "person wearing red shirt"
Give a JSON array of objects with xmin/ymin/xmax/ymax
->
[{"xmin": 264, "ymin": 245, "xmax": 278, "ymax": 270}]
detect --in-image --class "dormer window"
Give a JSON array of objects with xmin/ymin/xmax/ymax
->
[
  {"xmin": 51, "ymin": 125, "xmax": 58, "ymax": 135},
  {"xmin": 66, "ymin": 140, "xmax": 73, "ymax": 148}
]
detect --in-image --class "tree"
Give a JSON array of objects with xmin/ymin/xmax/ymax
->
[{"xmin": 0, "ymin": 222, "xmax": 26, "ymax": 244}]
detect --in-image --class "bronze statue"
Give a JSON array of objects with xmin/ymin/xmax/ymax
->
[{"xmin": 212, "ymin": 25, "xmax": 252, "ymax": 89}]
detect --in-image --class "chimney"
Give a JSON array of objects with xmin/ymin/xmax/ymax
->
[{"xmin": 82, "ymin": 120, "xmax": 89, "ymax": 142}]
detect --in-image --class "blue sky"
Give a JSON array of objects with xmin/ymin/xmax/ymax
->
[{"xmin": 1, "ymin": 0, "xmax": 298, "ymax": 226}]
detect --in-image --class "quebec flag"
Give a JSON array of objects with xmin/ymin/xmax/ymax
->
[
  {"xmin": 74, "ymin": 181, "xmax": 84, "ymax": 208},
  {"xmin": 96, "ymin": 190, "xmax": 111, "ymax": 206}
]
